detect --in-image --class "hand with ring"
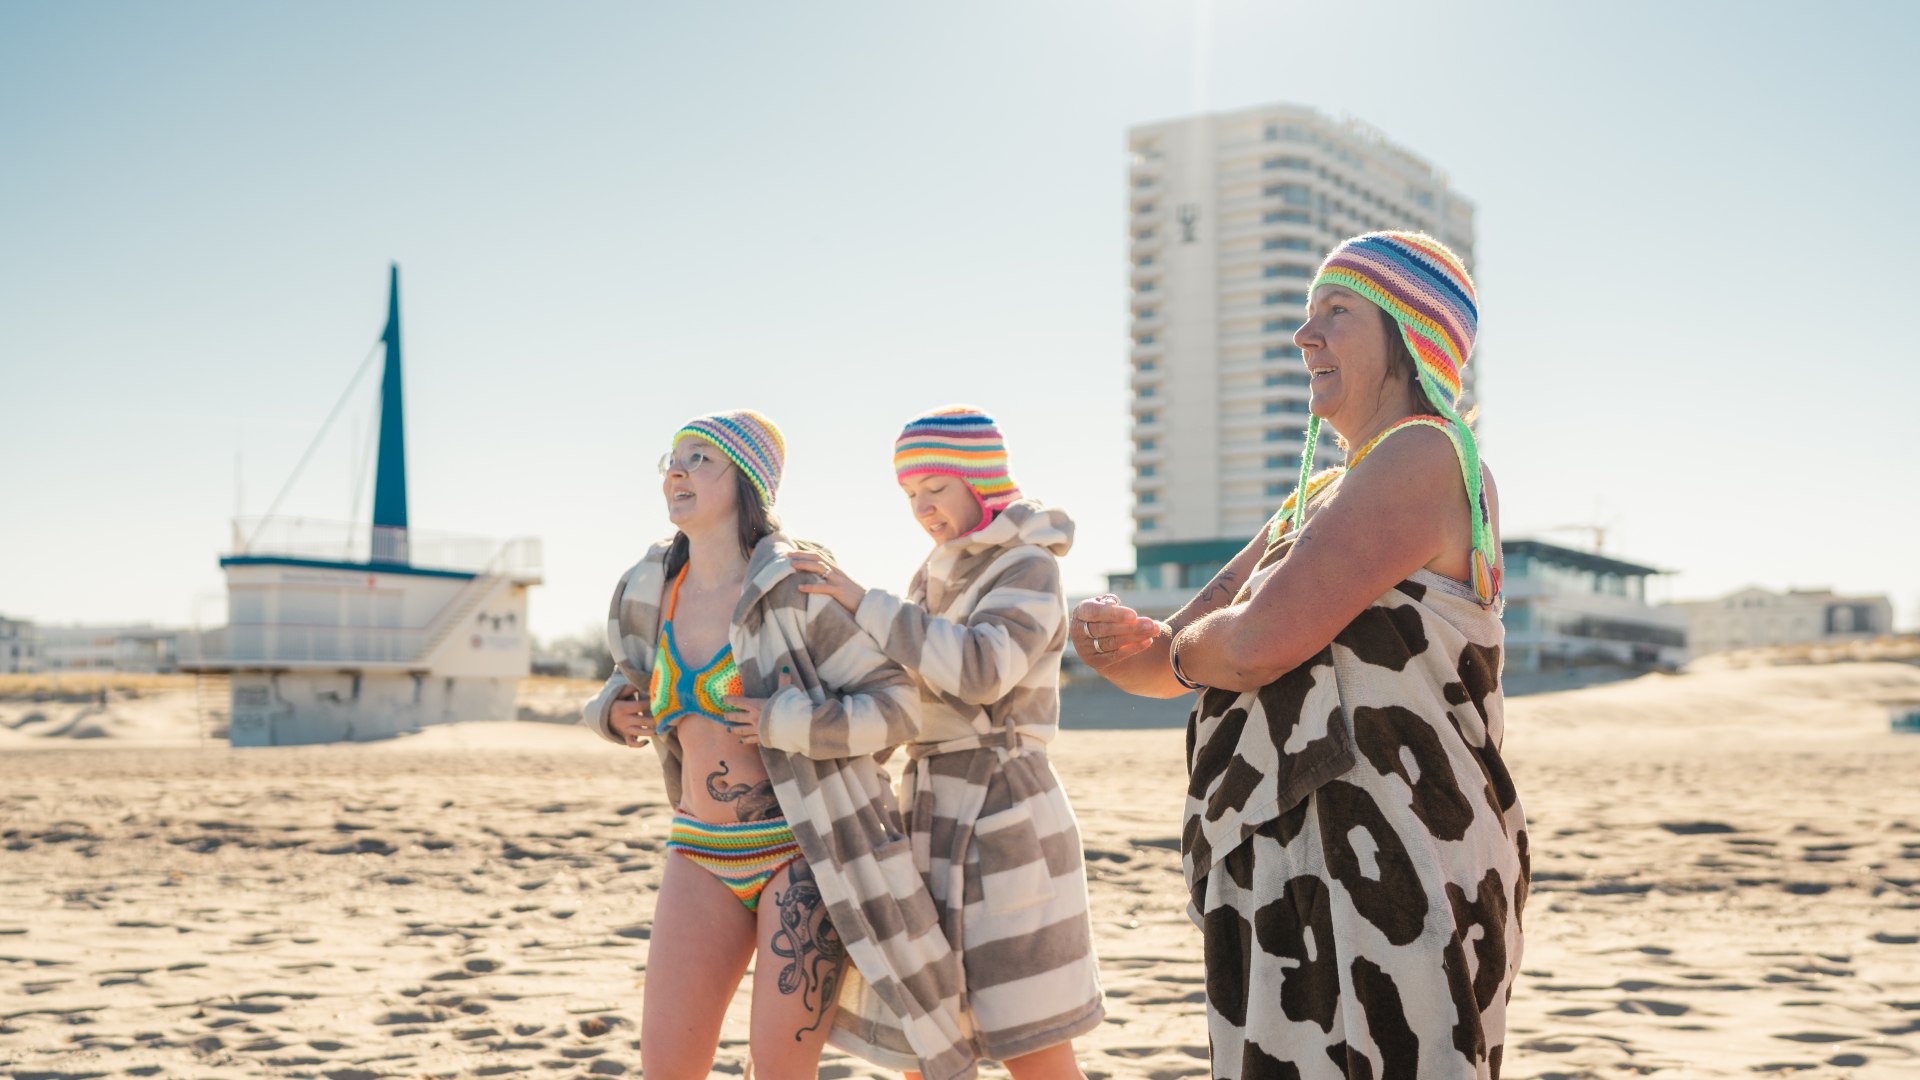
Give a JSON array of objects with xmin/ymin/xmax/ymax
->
[
  {"xmin": 1070, "ymin": 594, "xmax": 1162, "ymax": 667},
  {"xmin": 609, "ymin": 685, "xmax": 654, "ymax": 748},
  {"xmin": 790, "ymin": 553, "xmax": 867, "ymax": 615}
]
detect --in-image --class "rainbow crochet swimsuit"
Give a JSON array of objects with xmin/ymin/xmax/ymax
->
[
  {"xmin": 665, "ymin": 815, "xmax": 802, "ymax": 911},
  {"xmin": 649, "ymin": 569, "xmax": 746, "ymax": 735}
]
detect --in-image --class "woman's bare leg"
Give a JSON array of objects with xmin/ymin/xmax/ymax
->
[
  {"xmin": 1004, "ymin": 1041, "xmax": 1087, "ymax": 1080},
  {"xmin": 641, "ymin": 852, "xmax": 758, "ymax": 1079},
  {"xmin": 748, "ymin": 859, "xmax": 849, "ymax": 1079}
]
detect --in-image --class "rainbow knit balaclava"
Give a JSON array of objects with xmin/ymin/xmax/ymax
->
[
  {"xmin": 1293, "ymin": 231, "xmax": 1499, "ymax": 601},
  {"xmin": 893, "ymin": 406, "xmax": 1022, "ymax": 530},
  {"xmin": 672, "ymin": 410, "xmax": 787, "ymax": 508}
]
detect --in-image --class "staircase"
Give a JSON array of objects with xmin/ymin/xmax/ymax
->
[
  {"xmin": 413, "ymin": 574, "xmax": 503, "ymax": 663},
  {"xmin": 193, "ymin": 672, "xmax": 231, "ymax": 742}
]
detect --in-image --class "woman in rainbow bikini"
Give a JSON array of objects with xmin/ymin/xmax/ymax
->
[{"xmin": 579, "ymin": 410, "xmax": 957, "ymax": 1080}]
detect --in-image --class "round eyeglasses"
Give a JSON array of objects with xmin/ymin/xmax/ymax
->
[{"xmin": 658, "ymin": 449, "xmax": 721, "ymax": 477}]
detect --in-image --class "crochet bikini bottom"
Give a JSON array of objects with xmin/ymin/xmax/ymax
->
[{"xmin": 665, "ymin": 812, "xmax": 802, "ymax": 912}]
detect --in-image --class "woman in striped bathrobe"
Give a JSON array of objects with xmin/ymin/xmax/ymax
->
[
  {"xmin": 791, "ymin": 406, "xmax": 1105, "ymax": 1080},
  {"xmin": 581, "ymin": 411, "xmax": 980, "ymax": 1080}
]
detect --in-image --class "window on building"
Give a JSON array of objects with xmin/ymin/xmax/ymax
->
[
  {"xmin": 1266, "ymin": 481, "xmax": 1290, "ymax": 497},
  {"xmin": 1138, "ymin": 281, "xmax": 1157, "ymax": 292},
  {"xmin": 1139, "ymin": 464, "xmax": 1157, "ymax": 477},
  {"xmin": 1138, "ymin": 411, "xmax": 1158, "ymax": 424},
  {"xmin": 1136, "ymin": 255, "xmax": 1155, "ymax": 267},
  {"xmin": 1263, "ymin": 209, "xmax": 1311, "ymax": 224},
  {"xmin": 1264, "ymin": 265, "xmax": 1313, "ymax": 279},
  {"xmin": 1138, "ymin": 437, "xmax": 1158, "ymax": 451},
  {"xmin": 1265, "ymin": 236, "xmax": 1311, "ymax": 251},
  {"xmin": 1138, "ymin": 518, "xmax": 1158, "ymax": 531},
  {"xmin": 1136, "ymin": 307, "xmax": 1156, "ymax": 320},
  {"xmin": 1136, "ymin": 203, "xmax": 1155, "ymax": 216},
  {"xmin": 1263, "ymin": 318, "xmax": 1302, "ymax": 333},
  {"xmin": 1134, "ymin": 229, "xmax": 1155, "ymax": 241},
  {"xmin": 1264, "ymin": 372, "xmax": 1307, "ymax": 388},
  {"xmin": 1140, "ymin": 491, "xmax": 1158, "ymax": 504},
  {"xmin": 1264, "ymin": 345, "xmax": 1301, "ymax": 361},
  {"xmin": 1138, "ymin": 359, "xmax": 1158, "ymax": 372},
  {"xmin": 1265, "ymin": 453, "xmax": 1297, "ymax": 470},
  {"xmin": 1136, "ymin": 334, "xmax": 1157, "ymax": 345},
  {"xmin": 1264, "ymin": 429, "xmax": 1289, "ymax": 443},
  {"xmin": 1263, "ymin": 156, "xmax": 1310, "ymax": 171},
  {"xmin": 1264, "ymin": 183, "xmax": 1313, "ymax": 206},
  {"xmin": 1179, "ymin": 561, "xmax": 1227, "ymax": 588},
  {"xmin": 1139, "ymin": 385, "xmax": 1158, "ymax": 398}
]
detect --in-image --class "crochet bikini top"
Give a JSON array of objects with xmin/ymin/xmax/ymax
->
[
  {"xmin": 1268, "ymin": 415, "xmax": 1501, "ymax": 605},
  {"xmin": 649, "ymin": 569, "xmax": 745, "ymax": 735}
]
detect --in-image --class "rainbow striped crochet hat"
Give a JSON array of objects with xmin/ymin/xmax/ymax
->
[
  {"xmin": 893, "ymin": 406, "xmax": 1022, "ymax": 524},
  {"xmin": 672, "ymin": 410, "xmax": 787, "ymax": 508},
  {"xmin": 1291, "ymin": 231, "xmax": 1499, "ymax": 601}
]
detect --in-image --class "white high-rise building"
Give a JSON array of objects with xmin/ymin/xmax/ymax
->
[{"xmin": 1117, "ymin": 104, "xmax": 1477, "ymax": 612}]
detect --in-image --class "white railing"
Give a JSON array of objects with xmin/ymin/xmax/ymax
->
[{"xmin": 227, "ymin": 517, "xmax": 542, "ymax": 579}]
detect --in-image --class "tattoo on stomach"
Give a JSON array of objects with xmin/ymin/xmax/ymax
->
[
  {"xmin": 769, "ymin": 860, "xmax": 847, "ymax": 1038},
  {"xmin": 704, "ymin": 760, "xmax": 781, "ymax": 822}
]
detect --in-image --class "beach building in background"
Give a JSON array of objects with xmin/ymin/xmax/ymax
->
[
  {"xmin": 0, "ymin": 616, "xmax": 36, "ymax": 674},
  {"xmin": 1109, "ymin": 103, "xmax": 1478, "ymax": 616},
  {"xmin": 0, "ymin": 616, "xmax": 206, "ymax": 674},
  {"xmin": 180, "ymin": 266, "xmax": 541, "ymax": 746},
  {"xmin": 33, "ymin": 623, "xmax": 185, "ymax": 673},
  {"xmin": 1501, "ymin": 537, "xmax": 1687, "ymax": 671},
  {"xmin": 1671, "ymin": 587, "xmax": 1895, "ymax": 657}
]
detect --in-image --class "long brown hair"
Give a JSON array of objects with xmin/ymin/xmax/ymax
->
[{"xmin": 663, "ymin": 468, "xmax": 780, "ymax": 580}]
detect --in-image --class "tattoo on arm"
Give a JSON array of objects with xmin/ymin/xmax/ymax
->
[
  {"xmin": 768, "ymin": 860, "xmax": 847, "ymax": 1039},
  {"xmin": 705, "ymin": 761, "xmax": 782, "ymax": 822},
  {"xmin": 1195, "ymin": 567, "xmax": 1241, "ymax": 608}
]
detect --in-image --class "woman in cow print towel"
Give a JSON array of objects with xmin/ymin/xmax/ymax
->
[
  {"xmin": 1073, "ymin": 233, "xmax": 1527, "ymax": 1079},
  {"xmin": 581, "ymin": 410, "xmax": 982, "ymax": 1080},
  {"xmin": 790, "ymin": 406, "xmax": 1105, "ymax": 1080}
]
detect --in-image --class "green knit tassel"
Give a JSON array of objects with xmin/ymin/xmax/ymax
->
[{"xmin": 1277, "ymin": 414, "xmax": 1323, "ymax": 544}]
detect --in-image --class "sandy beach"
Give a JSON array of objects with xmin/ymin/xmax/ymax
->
[{"xmin": 3, "ymin": 662, "xmax": 1918, "ymax": 1078}]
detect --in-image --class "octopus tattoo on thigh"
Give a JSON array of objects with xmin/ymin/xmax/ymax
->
[
  {"xmin": 705, "ymin": 760, "xmax": 782, "ymax": 822},
  {"xmin": 769, "ymin": 860, "xmax": 847, "ymax": 1038}
]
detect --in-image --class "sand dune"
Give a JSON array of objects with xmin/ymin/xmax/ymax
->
[{"xmin": 1, "ymin": 663, "xmax": 1917, "ymax": 1077}]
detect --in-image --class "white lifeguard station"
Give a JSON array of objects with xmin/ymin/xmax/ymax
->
[{"xmin": 183, "ymin": 266, "xmax": 542, "ymax": 745}]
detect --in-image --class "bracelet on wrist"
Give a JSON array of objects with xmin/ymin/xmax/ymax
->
[{"xmin": 1169, "ymin": 638, "xmax": 1204, "ymax": 691}]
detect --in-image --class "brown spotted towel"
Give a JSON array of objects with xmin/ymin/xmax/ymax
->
[
  {"xmin": 837, "ymin": 501, "xmax": 1105, "ymax": 1068},
  {"xmin": 1184, "ymin": 484, "xmax": 1529, "ymax": 1079},
  {"xmin": 581, "ymin": 532, "xmax": 978, "ymax": 1080}
]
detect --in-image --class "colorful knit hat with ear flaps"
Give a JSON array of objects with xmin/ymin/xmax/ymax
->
[
  {"xmin": 1289, "ymin": 231, "xmax": 1500, "ymax": 603},
  {"xmin": 893, "ymin": 406, "xmax": 1022, "ymax": 529},
  {"xmin": 671, "ymin": 410, "xmax": 786, "ymax": 508}
]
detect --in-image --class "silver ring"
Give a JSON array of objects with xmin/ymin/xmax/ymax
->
[{"xmin": 1093, "ymin": 636, "xmax": 1104, "ymax": 654}]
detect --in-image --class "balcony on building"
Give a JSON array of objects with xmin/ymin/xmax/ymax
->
[{"xmin": 1500, "ymin": 538, "xmax": 1686, "ymax": 673}]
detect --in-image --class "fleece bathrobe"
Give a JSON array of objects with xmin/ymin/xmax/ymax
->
[
  {"xmin": 834, "ymin": 501, "xmax": 1105, "ymax": 1068},
  {"xmin": 582, "ymin": 531, "xmax": 980, "ymax": 1080}
]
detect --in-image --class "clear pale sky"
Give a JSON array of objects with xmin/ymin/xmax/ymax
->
[{"xmin": 3, "ymin": 1, "xmax": 1916, "ymax": 642}]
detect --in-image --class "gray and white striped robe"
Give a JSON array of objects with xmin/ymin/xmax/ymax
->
[
  {"xmin": 839, "ymin": 501, "xmax": 1106, "ymax": 1067},
  {"xmin": 581, "ymin": 532, "xmax": 979, "ymax": 1080}
]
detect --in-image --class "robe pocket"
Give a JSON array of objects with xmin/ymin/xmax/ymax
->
[{"xmin": 973, "ymin": 803, "xmax": 1056, "ymax": 915}]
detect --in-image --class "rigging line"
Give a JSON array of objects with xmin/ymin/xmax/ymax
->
[
  {"xmin": 244, "ymin": 336, "xmax": 387, "ymax": 553},
  {"xmin": 345, "ymin": 390, "xmax": 382, "ymax": 550}
]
